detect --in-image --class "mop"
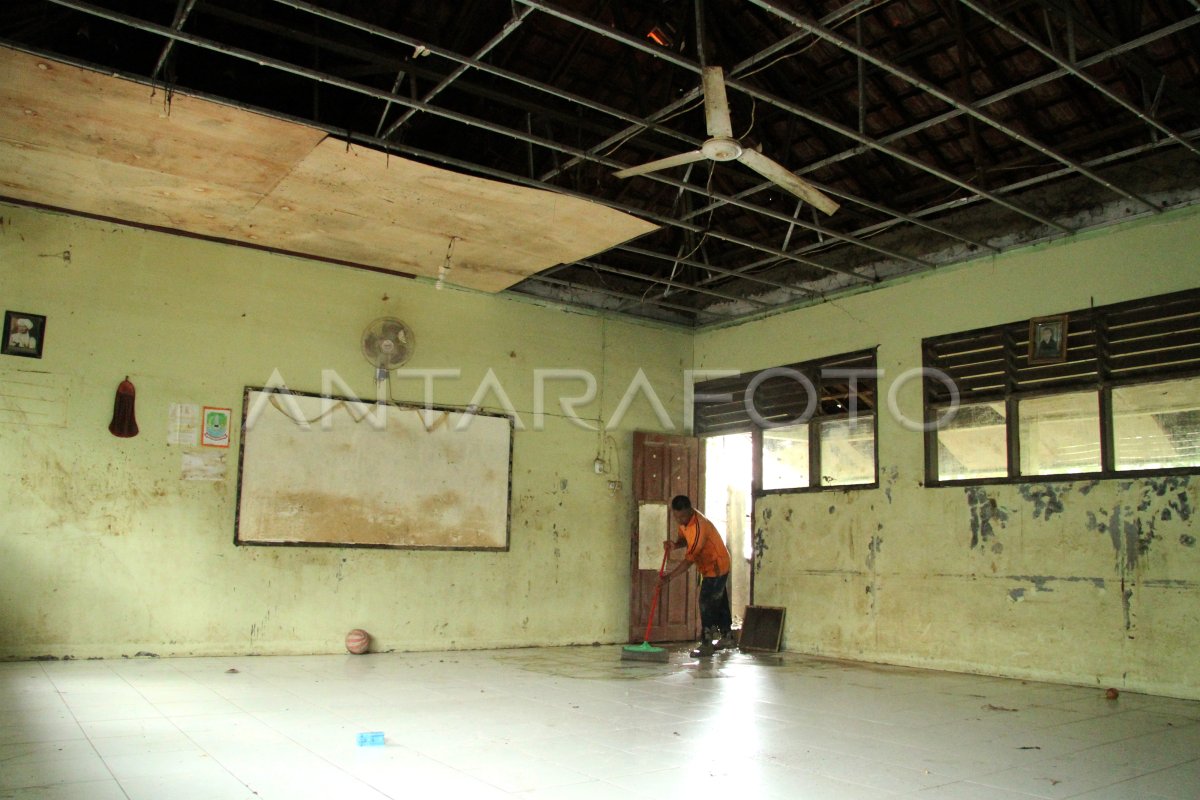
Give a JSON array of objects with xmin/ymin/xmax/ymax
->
[{"xmin": 621, "ymin": 548, "xmax": 671, "ymax": 663}]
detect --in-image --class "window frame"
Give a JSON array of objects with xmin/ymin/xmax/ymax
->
[
  {"xmin": 757, "ymin": 409, "xmax": 881, "ymax": 495},
  {"xmin": 924, "ymin": 288, "xmax": 1200, "ymax": 486},
  {"xmin": 694, "ymin": 349, "xmax": 880, "ymax": 495}
]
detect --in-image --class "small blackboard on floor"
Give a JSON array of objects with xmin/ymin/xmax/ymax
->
[{"xmin": 739, "ymin": 605, "xmax": 786, "ymax": 652}]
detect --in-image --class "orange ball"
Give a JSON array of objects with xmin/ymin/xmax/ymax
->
[{"xmin": 345, "ymin": 628, "xmax": 370, "ymax": 655}]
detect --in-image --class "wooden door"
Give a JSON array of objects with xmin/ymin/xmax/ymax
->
[{"xmin": 629, "ymin": 431, "xmax": 703, "ymax": 643}]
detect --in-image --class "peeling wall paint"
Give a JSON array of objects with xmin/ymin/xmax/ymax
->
[
  {"xmin": 866, "ymin": 533, "xmax": 882, "ymax": 571},
  {"xmin": 1086, "ymin": 476, "xmax": 1194, "ymax": 568},
  {"xmin": 0, "ymin": 205, "xmax": 690, "ymax": 660},
  {"xmin": 1018, "ymin": 483, "xmax": 1068, "ymax": 520},
  {"xmin": 966, "ymin": 487, "xmax": 1009, "ymax": 550},
  {"xmin": 1006, "ymin": 575, "xmax": 1107, "ymax": 593},
  {"xmin": 751, "ymin": 464, "xmax": 1198, "ymax": 699},
  {"xmin": 882, "ymin": 465, "xmax": 899, "ymax": 504},
  {"xmin": 700, "ymin": 206, "xmax": 1200, "ymax": 699}
]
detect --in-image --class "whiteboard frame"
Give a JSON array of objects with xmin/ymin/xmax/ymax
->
[{"xmin": 233, "ymin": 386, "xmax": 513, "ymax": 551}]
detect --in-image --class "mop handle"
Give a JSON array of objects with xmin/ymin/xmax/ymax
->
[{"xmin": 643, "ymin": 546, "xmax": 669, "ymax": 642}]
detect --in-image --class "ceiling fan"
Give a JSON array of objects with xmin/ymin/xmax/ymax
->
[{"xmin": 613, "ymin": 66, "xmax": 840, "ymax": 216}]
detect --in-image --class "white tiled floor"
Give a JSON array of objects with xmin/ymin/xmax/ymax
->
[{"xmin": 1, "ymin": 646, "xmax": 1197, "ymax": 799}]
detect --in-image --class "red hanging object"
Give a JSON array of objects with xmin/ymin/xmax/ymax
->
[{"xmin": 109, "ymin": 376, "xmax": 139, "ymax": 438}]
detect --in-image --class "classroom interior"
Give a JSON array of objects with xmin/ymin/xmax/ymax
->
[{"xmin": 1, "ymin": 2, "xmax": 1199, "ymax": 798}]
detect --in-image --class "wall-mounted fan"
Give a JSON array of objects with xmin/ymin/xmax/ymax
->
[
  {"xmin": 614, "ymin": 66, "xmax": 840, "ymax": 216},
  {"xmin": 362, "ymin": 317, "xmax": 414, "ymax": 379}
]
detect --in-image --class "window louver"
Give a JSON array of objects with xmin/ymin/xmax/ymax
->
[
  {"xmin": 694, "ymin": 349, "xmax": 877, "ymax": 436},
  {"xmin": 925, "ymin": 289, "xmax": 1200, "ymax": 405}
]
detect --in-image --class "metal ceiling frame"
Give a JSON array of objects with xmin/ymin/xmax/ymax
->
[
  {"xmin": 958, "ymin": 0, "xmax": 1200, "ymax": 161},
  {"xmin": 267, "ymin": 0, "xmax": 936, "ymax": 284},
  {"xmin": 747, "ymin": 0, "xmax": 1161, "ymax": 213},
  {"xmin": 35, "ymin": 0, "xmax": 888, "ymax": 295},
  {"xmin": 670, "ymin": 13, "xmax": 1200, "ymax": 303},
  {"xmin": 150, "ymin": 0, "xmax": 198, "ymax": 80},
  {"xmin": 262, "ymin": 0, "xmax": 1069, "ymax": 287},
  {"xmin": 514, "ymin": 0, "xmax": 1075, "ymax": 235},
  {"xmin": 676, "ymin": 14, "xmax": 1200, "ymax": 245},
  {"xmin": 9, "ymin": 0, "xmax": 1200, "ymax": 326},
  {"xmin": 531, "ymin": 0, "xmax": 1200, "ymax": 311},
  {"xmin": 375, "ymin": 5, "xmax": 536, "ymax": 140},
  {"xmin": 39, "ymin": 0, "xmax": 947, "ymax": 304}
]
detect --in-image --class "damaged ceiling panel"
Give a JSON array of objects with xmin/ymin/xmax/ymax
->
[
  {"xmin": 0, "ymin": 47, "xmax": 655, "ymax": 291},
  {"xmin": 0, "ymin": 0, "xmax": 1198, "ymax": 325}
]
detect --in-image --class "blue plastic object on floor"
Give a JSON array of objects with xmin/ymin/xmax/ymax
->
[{"xmin": 356, "ymin": 731, "xmax": 385, "ymax": 747}]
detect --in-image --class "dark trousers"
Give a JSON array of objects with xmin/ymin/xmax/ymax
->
[{"xmin": 699, "ymin": 573, "xmax": 732, "ymax": 637}]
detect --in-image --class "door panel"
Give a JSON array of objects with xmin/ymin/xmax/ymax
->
[{"xmin": 630, "ymin": 431, "xmax": 703, "ymax": 643}]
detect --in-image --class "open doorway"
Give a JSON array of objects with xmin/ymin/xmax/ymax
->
[{"xmin": 702, "ymin": 433, "xmax": 754, "ymax": 628}]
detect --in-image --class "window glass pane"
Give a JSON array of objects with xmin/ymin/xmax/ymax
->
[
  {"xmin": 1113, "ymin": 377, "xmax": 1200, "ymax": 470},
  {"xmin": 936, "ymin": 402, "xmax": 1008, "ymax": 481},
  {"xmin": 1019, "ymin": 391, "xmax": 1101, "ymax": 475},
  {"xmin": 763, "ymin": 425, "xmax": 809, "ymax": 490},
  {"xmin": 819, "ymin": 416, "xmax": 875, "ymax": 486}
]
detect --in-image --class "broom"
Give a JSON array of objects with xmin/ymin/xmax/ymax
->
[{"xmin": 621, "ymin": 547, "xmax": 670, "ymax": 663}]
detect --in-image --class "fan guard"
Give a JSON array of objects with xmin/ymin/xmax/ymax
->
[{"xmin": 361, "ymin": 317, "xmax": 414, "ymax": 371}]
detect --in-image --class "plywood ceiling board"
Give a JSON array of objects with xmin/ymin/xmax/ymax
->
[
  {"xmin": 0, "ymin": 139, "xmax": 264, "ymax": 232},
  {"xmin": 0, "ymin": 47, "xmax": 657, "ymax": 293},
  {"xmin": 239, "ymin": 141, "xmax": 657, "ymax": 292},
  {"xmin": 0, "ymin": 47, "xmax": 323, "ymax": 239},
  {"xmin": 0, "ymin": 48, "xmax": 322, "ymax": 194},
  {"xmin": 393, "ymin": 155, "xmax": 658, "ymax": 265}
]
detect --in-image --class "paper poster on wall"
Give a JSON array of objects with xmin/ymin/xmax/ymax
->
[
  {"xmin": 638, "ymin": 502, "xmax": 669, "ymax": 570},
  {"xmin": 182, "ymin": 450, "xmax": 226, "ymax": 480},
  {"xmin": 167, "ymin": 403, "xmax": 200, "ymax": 445},
  {"xmin": 201, "ymin": 406, "xmax": 231, "ymax": 448}
]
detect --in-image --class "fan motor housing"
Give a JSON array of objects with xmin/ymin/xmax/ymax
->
[{"xmin": 701, "ymin": 137, "xmax": 743, "ymax": 162}]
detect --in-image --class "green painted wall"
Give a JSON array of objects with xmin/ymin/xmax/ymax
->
[
  {"xmin": 4, "ymin": 200, "xmax": 1198, "ymax": 699},
  {"xmin": 0, "ymin": 203, "xmax": 692, "ymax": 659},
  {"xmin": 695, "ymin": 207, "xmax": 1200, "ymax": 699}
]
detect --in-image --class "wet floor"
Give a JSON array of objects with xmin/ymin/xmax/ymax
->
[{"xmin": 1, "ymin": 646, "xmax": 1196, "ymax": 798}]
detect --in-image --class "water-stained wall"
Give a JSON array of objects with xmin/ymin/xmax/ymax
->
[
  {"xmin": 751, "ymin": 476, "xmax": 1197, "ymax": 698},
  {"xmin": 0, "ymin": 203, "xmax": 691, "ymax": 659},
  {"xmin": 4, "ymin": 200, "xmax": 1197, "ymax": 698},
  {"xmin": 697, "ymin": 206, "xmax": 1200, "ymax": 699}
]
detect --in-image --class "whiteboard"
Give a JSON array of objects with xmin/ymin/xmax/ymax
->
[{"xmin": 235, "ymin": 388, "xmax": 512, "ymax": 550}]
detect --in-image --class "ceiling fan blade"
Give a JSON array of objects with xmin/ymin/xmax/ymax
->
[
  {"xmin": 702, "ymin": 66, "xmax": 734, "ymax": 139},
  {"xmin": 737, "ymin": 149, "xmax": 840, "ymax": 215},
  {"xmin": 613, "ymin": 150, "xmax": 706, "ymax": 179}
]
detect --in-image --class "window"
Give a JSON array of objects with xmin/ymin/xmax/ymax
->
[
  {"xmin": 763, "ymin": 425, "xmax": 809, "ymax": 490},
  {"xmin": 695, "ymin": 349, "xmax": 877, "ymax": 492},
  {"xmin": 924, "ymin": 289, "xmax": 1200, "ymax": 483},
  {"xmin": 935, "ymin": 401, "xmax": 1007, "ymax": 480},
  {"xmin": 819, "ymin": 416, "xmax": 875, "ymax": 486},
  {"xmin": 1112, "ymin": 376, "xmax": 1200, "ymax": 471},
  {"xmin": 1018, "ymin": 391, "xmax": 1101, "ymax": 476}
]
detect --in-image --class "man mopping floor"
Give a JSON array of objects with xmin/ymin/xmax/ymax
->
[{"xmin": 660, "ymin": 494, "xmax": 735, "ymax": 658}]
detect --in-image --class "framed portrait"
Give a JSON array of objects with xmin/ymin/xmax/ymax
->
[
  {"xmin": 1, "ymin": 311, "xmax": 46, "ymax": 359},
  {"xmin": 1028, "ymin": 314, "xmax": 1068, "ymax": 364}
]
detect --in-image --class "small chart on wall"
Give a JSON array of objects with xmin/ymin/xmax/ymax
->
[{"xmin": 235, "ymin": 387, "xmax": 512, "ymax": 550}]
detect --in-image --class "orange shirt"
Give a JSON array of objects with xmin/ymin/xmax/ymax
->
[{"xmin": 678, "ymin": 510, "xmax": 731, "ymax": 578}]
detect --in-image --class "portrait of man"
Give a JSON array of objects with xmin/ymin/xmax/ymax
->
[
  {"xmin": 1, "ymin": 311, "xmax": 46, "ymax": 359},
  {"xmin": 1029, "ymin": 315, "xmax": 1067, "ymax": 364}
]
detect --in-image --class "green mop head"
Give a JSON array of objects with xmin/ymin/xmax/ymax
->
[{"xmin": 621, "ymin": 641, "xmax": 670, "ymax": 663}]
